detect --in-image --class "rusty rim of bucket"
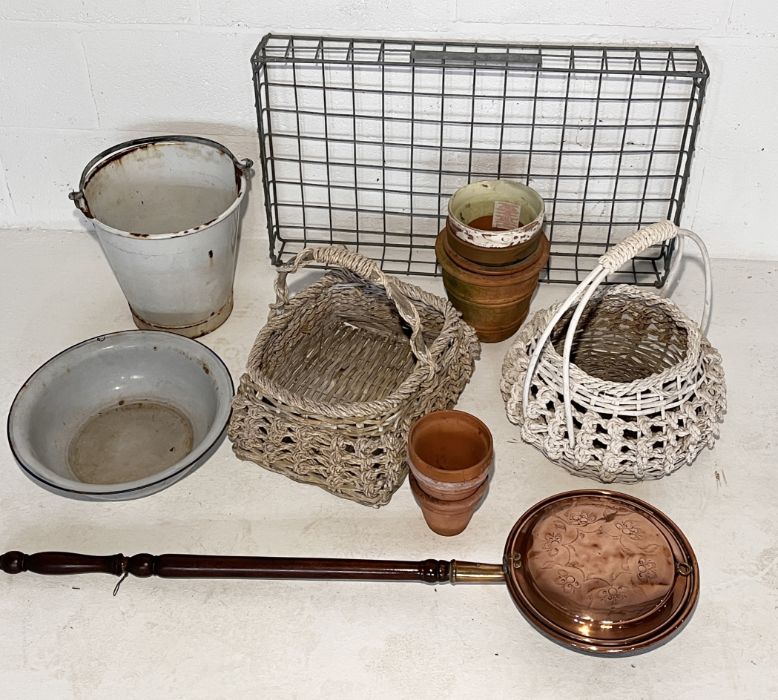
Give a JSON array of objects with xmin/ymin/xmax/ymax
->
[{"xmin": 68, "ymin": 135, "xmax": 253, "ymax": 240}]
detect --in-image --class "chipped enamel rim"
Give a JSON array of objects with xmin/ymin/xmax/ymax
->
[{"xmin": 447, "ymin": 180, "xmax": 545, "ymax": 249}]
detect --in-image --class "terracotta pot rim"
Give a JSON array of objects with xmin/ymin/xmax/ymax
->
[
  {"xmin": 439, "ymin": 230, "xmax": 550, "ymax": 279},
  {"xmin": 411, "ymin": 469, "xmax": 491, "ymax": 501},
  {"xmin": 409, "ymin": 466, "xmax": 488, "ymax": 499},
  {"xmin": 447, "ymin": 224, "xmax": 540, "ymax": 252},
  {"xmin": 444, "ymin": 225, "xmax": 542, "ymax": 267},
  {"xmin": 407, "ymin": 409, "xmax": 494, "ymax": 483},
  {"xmin": 409, "ymin": 474, "xmax": 488, "ymax": 512}
]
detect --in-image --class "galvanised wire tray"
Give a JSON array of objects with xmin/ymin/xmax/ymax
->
[{"xmin": 252, "ymin": 34, "xmax": 708, "ymax": 285}]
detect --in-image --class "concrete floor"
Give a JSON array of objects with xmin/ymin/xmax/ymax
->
[{"xmin": 0, "ymin": 228, "xmax": 775, "ymax": 698}]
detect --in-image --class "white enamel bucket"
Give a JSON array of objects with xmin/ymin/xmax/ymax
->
[{"xmin": 69, "ymin": 135, "xmax": 253, "ymax": 337}]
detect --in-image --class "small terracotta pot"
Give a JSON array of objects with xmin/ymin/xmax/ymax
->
[
  {"xmin": 445, "ymin": 224, "xmax": 541, "ymax": 267},
  {"xmin": 410, "ymin": 474, "xmax": 488, "ymax": 536},
  {"xmin": 407, "ymin": 410, "xmax": 493, "ymax": 501}
]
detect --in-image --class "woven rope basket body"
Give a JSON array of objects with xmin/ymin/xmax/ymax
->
[
  {"xmin": 229, "ymin": 247, "xmax": 480, "ymax": 506},
  {"xmin": 500, "ymin": 222, "xmax": 726, "ymax": 483}
]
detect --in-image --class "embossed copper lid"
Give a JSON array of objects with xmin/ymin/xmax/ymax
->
[{"xmin": 503, "ymin": 490, "xmax": 699, "ymax": 655}]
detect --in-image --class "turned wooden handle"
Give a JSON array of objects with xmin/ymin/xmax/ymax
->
[
  {"xmin": 0, "ymin": 551, "xmax": 126, "ymax": 576},
  {"xmin": 0, "ymin": 552, "xmax": 460, "ymax": 584}
]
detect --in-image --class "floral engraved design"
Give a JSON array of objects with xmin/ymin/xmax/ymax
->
[
  {"xmin": 599, "ymin": 585, "xmax": 627, "ymax": 603},
  {"xmin": 568, "ymin": 511, "xmax": 598, "ymax": 526},
  {"xmin": 615, "ymin": 520, "xmax": 642, "ymax": 540},
  {"xmin": 543, "ymin": 531, "xmax": 562, "ymax": 551},
  {"xmin": 556, "ymin": 570, "xmax": 580, "ymax": 592},
  {"xmin": 637, "ymin": 558, "xmax": 657, "ymax": 582}
]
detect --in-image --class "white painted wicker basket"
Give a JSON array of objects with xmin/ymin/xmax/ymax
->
[{"xmin": 500, "ymin": 221, "xmax": 726, "ymax": 483}]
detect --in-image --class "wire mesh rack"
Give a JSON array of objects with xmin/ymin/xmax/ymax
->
[{"xmin": 252, "ymin": 34, "xmax": 708, "ymax": 285}]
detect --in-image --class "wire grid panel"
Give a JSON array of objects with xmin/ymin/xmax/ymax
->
[{"xmin": 252, "ymin": 35, "xmax": 708, "ymax": 285}]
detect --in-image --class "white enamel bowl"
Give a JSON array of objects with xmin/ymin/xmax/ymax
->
[{"xmin": 7, "ymin": 331, "xmax": 233, "ymax": 501}]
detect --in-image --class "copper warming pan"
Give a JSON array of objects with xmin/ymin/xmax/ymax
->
[{"xmin": 0, "ymin": 490, "xmax": 698, "ymax": 655}]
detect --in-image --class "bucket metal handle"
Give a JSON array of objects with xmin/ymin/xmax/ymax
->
[
  {"xmin": 68, "ymin": 135, "xmax": 253, "ymax": 220},
  {"xmin": 68, "ymin": 189, "xmax": 92, "ymax": 218}
]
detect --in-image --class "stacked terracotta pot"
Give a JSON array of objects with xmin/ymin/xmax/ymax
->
[
  {"xmin": 408, "ymin": 410, "xmax": 494, "ymax": 536},
  {"xmin": 436, "ymin": 180, "xmax": 550, "ymax": 343}
]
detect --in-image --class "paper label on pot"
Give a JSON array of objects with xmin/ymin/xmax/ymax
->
[{"xmin": 492, "ymin": 201, "xmax": 521, "ymax": 230}]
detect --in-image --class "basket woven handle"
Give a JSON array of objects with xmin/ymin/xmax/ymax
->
[
  {"xmin": 521, "ymin": 221, "xmax": 712, "ymax": 448},
  {"xmin": 597, "ymin": 219, "xmax": 678, "ymax": 273},
  {"xmin": 272, "ymin": 246, "xmax": 434, "ymax": 369}
]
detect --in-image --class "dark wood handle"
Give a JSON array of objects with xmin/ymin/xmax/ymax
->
[
  {"xmin": 0, "ymin": 551, "xmax": 457, "ymax": 584},
  {"xmin": 0, "ymin": 551, "xmax": 125, "ymax": 576},
  {"xmin": 151, "ymin": 555, "xmax": 451, "ymax": 582}
]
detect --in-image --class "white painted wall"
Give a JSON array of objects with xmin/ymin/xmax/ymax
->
[{"xmin": 0, "ymin": 0, "xmax": 776, "ymax": 258}]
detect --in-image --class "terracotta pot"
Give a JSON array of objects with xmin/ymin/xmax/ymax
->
[
  {"xmin": 436, "ymin": 229, "xmax": 550, "ymax": 343},
  {"xmin": 410, "ymin": 474, "xmax": 488, "ymax": 537},
  {"xmin": 444, "ymin": 223, "xmax": 541, "ymax": 267},
  {"xmin": 407, "ymin": 410, "xmax": 493, "ymax": 501}
]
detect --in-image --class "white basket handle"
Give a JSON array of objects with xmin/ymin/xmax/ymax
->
[
  {"xmin": 271, "ymin": 246, "xmax": 434, "ymax": 371},
  {"xmin": 521, "ymin": 221, "xmax": 712, "ymax": 448}
]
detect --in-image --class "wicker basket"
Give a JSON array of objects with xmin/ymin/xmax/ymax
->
[
  {"xmin": 500, "ymin": 221, "xmax": 726, "ymax": 483},
  {"xmin": 229, "ymin": 246, "xmax": 480, "ymax": 506}
]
